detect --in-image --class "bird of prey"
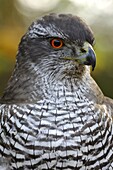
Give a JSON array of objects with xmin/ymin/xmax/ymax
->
[{"xmin": 0, "ymin": 13, "xmax": 113, "ymax": 170}]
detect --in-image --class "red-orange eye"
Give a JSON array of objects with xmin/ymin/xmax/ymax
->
[{"xmin": 50, "ymin": 38, "xmax": 63, "ymax": 49}]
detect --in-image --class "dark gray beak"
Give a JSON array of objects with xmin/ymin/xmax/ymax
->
[
  {"xmin": 83, "ymin": 46, "xmax": 96, "ymax": 71},
  {"xmin": 76, "ymin": 45, "xmax": 96, "ymax": 71}
]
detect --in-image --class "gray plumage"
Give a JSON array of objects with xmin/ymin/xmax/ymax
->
[{"xmin": 0, "ymin": 13, "xmax": 113, "ymax": 170}]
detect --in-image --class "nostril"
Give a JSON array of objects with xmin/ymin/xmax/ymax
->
[{"xmin": 81, "ymin": 48, "xmax": 86, "ymax": 53}]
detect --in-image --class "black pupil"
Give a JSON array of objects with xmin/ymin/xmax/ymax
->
[{"xmin": 54, "ymin": 39, "xmax": 61, "ymax": 47}]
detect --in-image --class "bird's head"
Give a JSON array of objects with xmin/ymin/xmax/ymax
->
[
  {"xmin": 17, "ymin": 13, "xmax": 96, "ymax": 80},
  {"xmin": 2, "ymin": 14, "xmax": 97, "ymax": 102}
]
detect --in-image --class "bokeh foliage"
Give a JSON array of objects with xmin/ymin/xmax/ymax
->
[{"xmin": 0, "ymin": 0, "xmax": 113, "ymax": 98}]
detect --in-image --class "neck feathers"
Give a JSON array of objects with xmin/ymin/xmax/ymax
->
[{"xmin": 1, "ymin": 62, "xmax": 102, "ymax": 105}]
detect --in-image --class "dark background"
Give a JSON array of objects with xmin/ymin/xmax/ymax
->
[{"xmin": 0, "ymin": 0, "xmax": 113, "ymax": 98}]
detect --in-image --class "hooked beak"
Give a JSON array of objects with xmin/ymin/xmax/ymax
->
[{"xmin": 76, "ymin": 44, "xmax": 96, "ymax": 71}]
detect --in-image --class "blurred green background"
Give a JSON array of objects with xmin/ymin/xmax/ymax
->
[{"xmin": 0, "ymin": 0, "xmax": 113, "ymax": 98}]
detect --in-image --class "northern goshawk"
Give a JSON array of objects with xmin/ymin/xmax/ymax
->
[{"xmin": 0, "ymin": 13, "xmax": 113, "ymax": 170}]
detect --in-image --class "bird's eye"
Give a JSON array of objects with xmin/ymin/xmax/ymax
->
[{"xmin": 50, "ymin": 38, "xmax": 63, "ymax": 49}]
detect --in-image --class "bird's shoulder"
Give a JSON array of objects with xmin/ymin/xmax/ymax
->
[{"xmin": 104, "ymin": 96, "xmax": 113, "ymax": 117}]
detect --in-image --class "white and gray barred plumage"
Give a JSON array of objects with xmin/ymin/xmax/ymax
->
[{"xmin": 0, "ymin": 13, "xmax": 113, "ymax": 170}]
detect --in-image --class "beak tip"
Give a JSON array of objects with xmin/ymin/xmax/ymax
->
[
  {"xmin": 92, "ymin": 66, "xmax": 95, "ymax": 71},
  {"xmin": 91, "ymin": 60, "xmax": 96, "ymax": 71}
]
